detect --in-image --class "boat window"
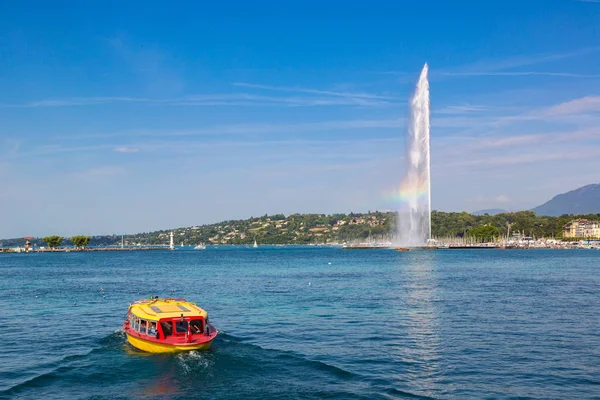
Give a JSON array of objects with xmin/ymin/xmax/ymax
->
[
  {"xmin": 175, "ymin": 320, "xmax": 189, "ymax": 333},
  {"xmin": 148, "ymin": 322, "xmax": 157, "ymax": 336},
  {"xmin": 133, "ymin": 317, "xmax": 139, "ymax": 332},
  {"xmin": 190, "ymin": 319, "xmax": 203, "ymax": 334},
  {"xmin": 140, "ymin": 320, "xmax": 147, "ymax": 335},
  {"xmin": 160, "ymin": 321, "xmax": 173, "ymax": 337}
]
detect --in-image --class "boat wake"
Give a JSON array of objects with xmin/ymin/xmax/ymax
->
[
  {"xmin": 3, "ymin": 330, "xmax": 438, "ymax": 400},
  {"xmin": 175, "ymin": 349, "xmax": 214, "ymax": 376}
]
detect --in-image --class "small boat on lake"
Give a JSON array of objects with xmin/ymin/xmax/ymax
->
[
  {"xmin": 253, "ymin": 239, "xmax": 258, "ymax": 248},
  {"xmin": 194, "ymin": 243, "xmax": 206, "ymax": 250},
  {"xmin": 123, "ymin": 297, "xmax": 217, "ymax": 353}
]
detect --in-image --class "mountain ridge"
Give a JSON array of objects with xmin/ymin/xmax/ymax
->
[{"xmin": 532, "ymin": 184, "xmax": 600, "ymax": 216}]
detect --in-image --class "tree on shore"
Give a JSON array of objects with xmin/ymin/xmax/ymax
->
[
  {"xmin": 43, "ymin": 236, "xmax": 63, "ymax": 250},
  {"xmin": 467, "ymin": 225, "xmax": 501, "ymax": 242},
  {"xmin": 71, "ymin": 235, "xmax": 90, "ymax": 249}
]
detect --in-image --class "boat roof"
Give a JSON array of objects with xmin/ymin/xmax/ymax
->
[{"xmin": 128, "ymin": 298, "xmax": 208, "ymax": 321}]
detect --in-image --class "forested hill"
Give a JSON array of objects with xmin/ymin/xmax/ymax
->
[
  {"xmin": 3, "ymin": 211, "xmax": 600, "ymax": 247},
  {"xmin": 431, "ymin": 211, "xmax": 599, "ymax": 239}
]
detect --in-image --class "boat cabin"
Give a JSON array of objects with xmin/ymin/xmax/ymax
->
[{"xmin": 125, "ymin": 298, "xmax": 211, "ymax": 343}]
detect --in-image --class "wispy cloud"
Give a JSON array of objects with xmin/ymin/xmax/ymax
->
[
  {"xmin": 449, "ymin": 148, "xmax": 600, "ymax": 168},
  {"xmin": 133, "ymin": 137, "xmax": 401, "ymax": 153},
  {"xmin": 467, "ymin": 134, "xmax": 542, "ymax": 149},
  {"xmin": 114, "ymin": 146, "xmax": 140, "ymax": 153},
  {"xmin": 108, "ymin": 35, "xmax": 184, "ymax": 95},
  {"xmin": 160, "ymin": 118, "xmax": 403, "ymax": 137},
  {"xmin": 173, "ymin": 93, "xmax": 393, "ymax": 107},
  {"xmin": 444, "ymin": 46, "xmax": 600, "ymax": 74},
  {"xmin": 4, "ymin": 144, "xmax": 114, "ymax": 160},
  {"xmin": 449, "ymin": 127, "xmax": 599, "ymax": 155},
  {"xmin": 232, "ymin": 82, "xmax": 397, "ymax": 100},
  {"xmin": 71, "ymin": 166, "xmax": 127, "ymax": 179},
  {"xmin": 58, "ymin": 118, "xmax": 405, "ymax": 140},
  {"xmin": 542, "ymin": 96, "xmax": 600, "ymax": 116},
  {"xmin": 487, "ymin": 95, "xmax": 600, "ymax": 127},
  {"xmin": 373, "ymin": 46, "xmax": 600, "ymax": 83},
  {"xmin": 438, "ymin": 71, "xmax": 600, "ymax": 78},
  {"xmin": 0, "ymin": 92, "xmax": 396, "ymax": 109},
  {"xmin": 0, "ymin": 97, "xmax": 153, "ymax": 108},
  {"xmin": 377, "ymin": 47, "xmax": 600, "ymax": 81},
  {"xmin": 435, "ymin": 104, "xmax": 518, "ymax": 115}
]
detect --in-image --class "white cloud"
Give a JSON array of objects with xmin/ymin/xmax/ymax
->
[{"xmin": 114, "ymin": 146, "xmax": 140, "ymax": 153}]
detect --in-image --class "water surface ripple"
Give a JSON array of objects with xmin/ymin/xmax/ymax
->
[{"xmin": 1, "ymin": 248, "xmax": 599, "ymax": 399}]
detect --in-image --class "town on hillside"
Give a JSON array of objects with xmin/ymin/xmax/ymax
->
[{"xmin": 2, "ymin": 211, "xmax": 600, "ymax": 251}]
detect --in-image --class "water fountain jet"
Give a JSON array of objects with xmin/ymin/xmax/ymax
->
[{"xmin": 396, "ymin": 63, "xmax": 431, "ymax": 247}]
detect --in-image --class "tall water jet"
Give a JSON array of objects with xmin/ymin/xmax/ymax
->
[{"xmin": 397, "ymin": 63, "xmax": 431, "ymax": 246}]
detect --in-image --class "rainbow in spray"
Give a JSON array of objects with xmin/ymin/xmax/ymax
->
[
  {"xmin": 384, "ymin": 178, "xmax": 430, "ymax": 203},
  {"xmin": 395, "ymin": 63, "xmax": 431, "ymax": 246}
]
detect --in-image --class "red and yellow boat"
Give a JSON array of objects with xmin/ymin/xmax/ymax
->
[{"xmin": 123, "ymin": 297, "xmax": 217, "ymax": 353}]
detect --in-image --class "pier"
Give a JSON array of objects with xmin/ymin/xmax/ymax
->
[{"xmin": 2, "ymin": 245, "xmax": 173, "ymax": 253}]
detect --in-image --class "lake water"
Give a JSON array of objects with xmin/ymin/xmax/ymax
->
[{"xmin": 1, "ymin": 248, "xmax": 599, "ymax": 399}]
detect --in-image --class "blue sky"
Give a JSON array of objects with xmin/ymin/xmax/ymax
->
[{"xmin": 1, "ymin": 0, "xmax": 600, "ymax": 237}]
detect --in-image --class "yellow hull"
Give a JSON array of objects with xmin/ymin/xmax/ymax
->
[{"xmin": 126, "ymin": 333, "xmax": 213, "ymax": 353}]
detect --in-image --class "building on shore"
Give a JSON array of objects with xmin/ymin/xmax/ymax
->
[{"xmin": 562, "ymin": 219, "xmax": 600, "ymax": 238}]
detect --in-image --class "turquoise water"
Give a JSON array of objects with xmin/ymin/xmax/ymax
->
[{"xmin": 1, "ymin": 248, "xmax": 599, "ymax": 399}]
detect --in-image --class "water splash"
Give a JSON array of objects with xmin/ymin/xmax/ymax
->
[{"xmin": 396, "ymin": 63, "xmax": 431, "ymax": 246}]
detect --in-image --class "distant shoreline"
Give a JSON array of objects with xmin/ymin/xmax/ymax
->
[{"xmin": 2, "ymin": 243, "xmax": 599, "ymax": 253}]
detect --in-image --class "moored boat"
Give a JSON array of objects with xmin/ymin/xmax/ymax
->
[{"xmin": 123, "ymin": 297, "xmax": 217, "ymax": 353}]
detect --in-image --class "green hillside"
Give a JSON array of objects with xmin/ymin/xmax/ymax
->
[{"xmin": 3, "ymin": 210, "xmax": 600, "ymax": 248}]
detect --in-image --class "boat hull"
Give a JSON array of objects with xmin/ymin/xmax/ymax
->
[{"xmin": 126, "ymin": 333, "xmax": 214, "ymax": 353}]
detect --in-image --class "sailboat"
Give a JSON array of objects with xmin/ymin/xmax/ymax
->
[{"xmin": 253, "ymin": 239, "xmax": 258, "ymax": 248}]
